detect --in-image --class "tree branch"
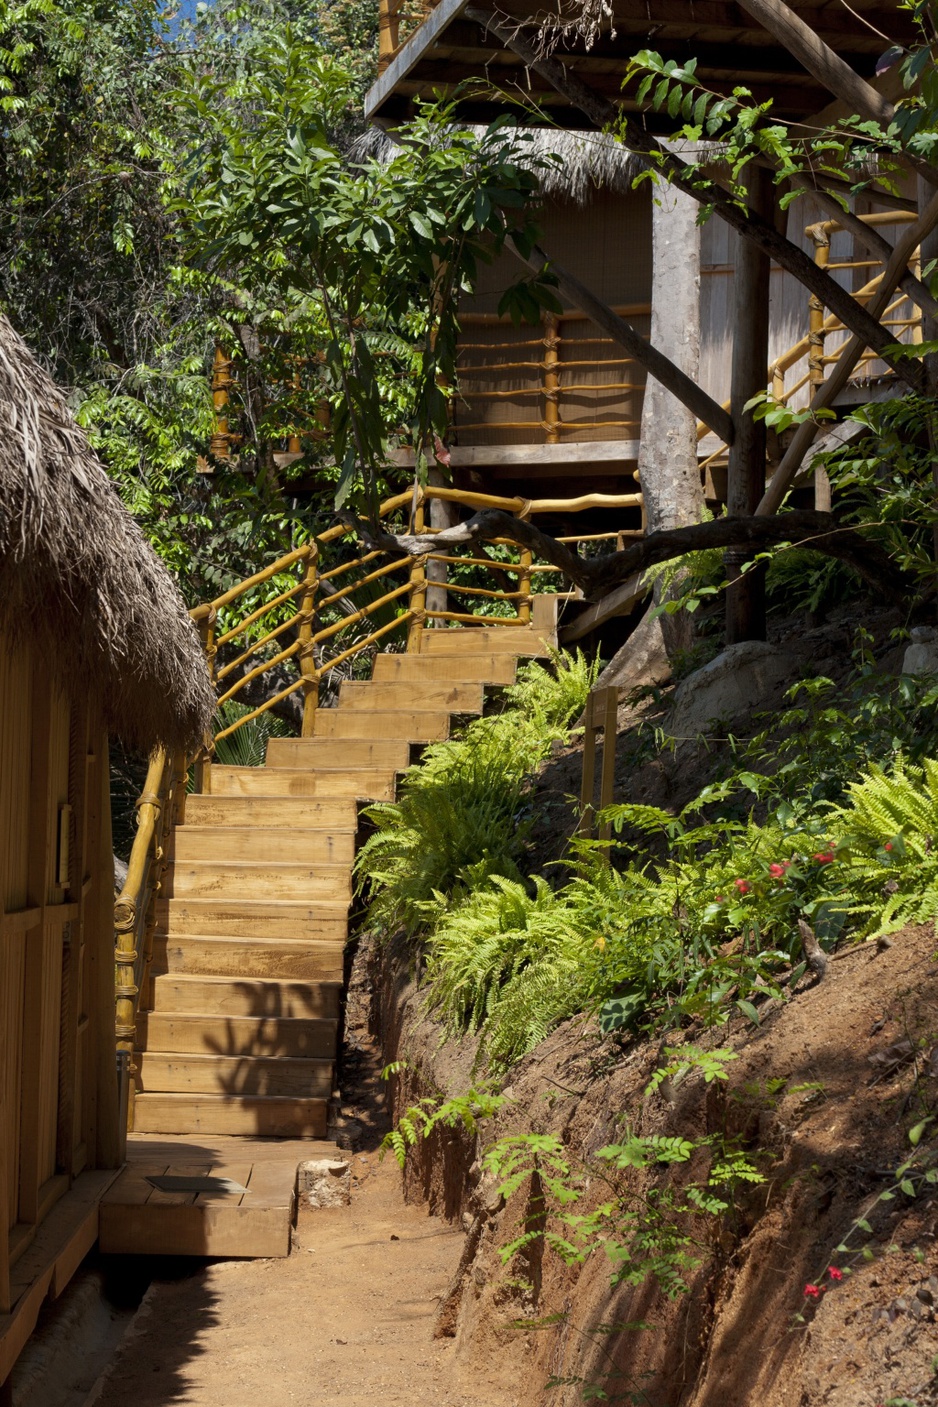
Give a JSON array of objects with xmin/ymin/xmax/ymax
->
[{"xmin": 337, "ymin": 507, "xmax": 912, "ymax": 607}]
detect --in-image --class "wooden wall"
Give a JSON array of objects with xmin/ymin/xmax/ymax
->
[{"xmin": 0, "ymin": 624, "xmax": 120, "ymax": 1361}]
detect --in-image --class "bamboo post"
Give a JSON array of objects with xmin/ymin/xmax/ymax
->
[
  {"xmin": 807, "ymin": 225, "xmax": 832, "ymax": 511},
  {"xmin": 578, "ymin": 693, "xmax": 597, "ymax": 838},
  {"xmin": 517, "ymin": 545, "xmax": 533, "ymax": 626},
  {"xmin": 542, "ymin": 313, "xmax": 560, "ymax": 444},
  {"xmin": 209, "ymin": 345, "xmax": 233, "ymax": 464},
  {"xmin": 193, "ymin": 609, "xmax": 217, "ymax": 794},
  {"xmin": 378, "ymin": 0, "xmax": 400, "ymax": 71},
  {"xmin": 407, "ymin": 499, "xmax": 428, "ymax": 651},
  {"xmin": 597, "ymin": 687, "xmax": 618, "ymax": 845},
  {"xmin": 298, "ymin": 546, "xmax": 320, "ymax": 737}
]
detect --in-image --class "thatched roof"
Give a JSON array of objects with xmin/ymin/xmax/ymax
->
[
  {"xmin": 355, "ymin": 125, "xmax": 643, "ymax": 205},
  {"xmin": 0, "ymin": 314, "xmax": 215, "ymax": 753}
]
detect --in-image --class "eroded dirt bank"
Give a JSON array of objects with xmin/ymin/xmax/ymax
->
[{"xmin": 363, "ymin": 921, "xmax": 938, "ymax": 1407}]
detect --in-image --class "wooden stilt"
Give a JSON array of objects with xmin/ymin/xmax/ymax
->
[{"xmin": 726, "ymin": 167, "xmax": 773, "ymax": 645}]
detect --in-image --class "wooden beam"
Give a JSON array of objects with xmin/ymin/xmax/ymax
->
[
  {"xmin": 726, "ymin": 166, "xmax": 772, "ymax": 644},
  {"xmin": 463, "ymin": 5, "xmax": 926, "ymax": 395},
  {"xmin": 508, "ymin": 237, "xmax": 736, "ymax": 443},
  {"xmin": 559, "ymin": 572, "xmax": 648, "ymax": 642},
  {"xmin": 365, "ymin": 0, "xmax": 468, "ymax": 119}
]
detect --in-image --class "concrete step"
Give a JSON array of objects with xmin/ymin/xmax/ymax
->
[
  {"xmin": 182, "ymin": 794, "xmax": 359, "ymax": 830},
  {"xmin": 135, "ymin": 1011, "xmax": 337, "ymax": 1059},
  {"xmin": 136, "ymin": 1052, "xmax": 333, "ymax": 1099},
  {"xmin": 420, "ymin": 628, "xmax": 549, "ymax": 655},
  {"xmin": 264, "ymin": 737, "xmax": 411, "ymax": 770},
  {"xmin": 312, "ymin": 708, "xmax": 450, "ymax": 742},
  {"xmin": 173, "ymin": 826, "xmax": 355, "ymax": 866},
  {"xmin": 165, "ymin": 861, "xmax": 351, "ymax": 904},
  {"xmin": 338, "ymin": 680, "xmax": 484, "ymax": 713},
  {"xmin": 131, "ymin": 1093, "xmax": 328, "ymax": 1138},
  {"xmin": 150, "ymin": 933, "xmax": 345, "ymax": 981},
  {"xmin": 155, "ymin": 898, "xmax": 349, "ymax": 943},
  {"xmin": 209, "ymin": 765, "xmax": 397, "ymax": 800},
  {"xmin": 148, "ymin": 974, "xmax": 342, "ymax": 1019},
  {"xmin": 371, "ymin": 653, "xmax": 517, "ymax": 684}
]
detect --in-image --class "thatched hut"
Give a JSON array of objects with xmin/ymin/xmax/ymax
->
[{"xmin": 0, "ymin": 313, "xmax": 213, "ymax": 1384}]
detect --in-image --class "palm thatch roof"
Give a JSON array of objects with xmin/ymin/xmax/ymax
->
[
  {"xmin": 0, "ymin": 313, "xmax": 214, "ymax": 753},
  {"xmin": 355, "ymin": 125, "xmax": 643, "ymax": 205}
]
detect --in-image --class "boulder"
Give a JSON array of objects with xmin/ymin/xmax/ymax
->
[
  {"xmin": 668, "ymin": 641, "xmax": 797, "ymax": 740},
  {"xmin": 902, "ymin": 626, "xmax": 938, "ymax": 676}
]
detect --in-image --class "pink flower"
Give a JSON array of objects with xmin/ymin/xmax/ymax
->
[
  {"xmin": 884, "ymin": 842, "xmax": 893, "ymax": 852},
  {"xmin": 812, "ymin": 851, "xmax": 834, "ymax": 865},
  {"xmin": 734, "ymin": 878, "xmax": 751, "ymax": 895},
  {"xmin": 803, "ymin": 1284, "xmax": 822, "ymax": 1298},
  {"xmin": 827, "ymin": 1267, "xmax": 843, "ymax": 1282},
  {"xmin": 769, "ymin": 862, "xmax": 790, "ymax": 879}
]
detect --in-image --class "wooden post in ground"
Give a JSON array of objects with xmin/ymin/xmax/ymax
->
[
  {"xmin": 726, "ymin": 167, "xmax": 773, "ymax": 645},
  {"xmin": 407, "ymin": 499, "xmax": 428, "ymax": 651},
  {"xmin": 298, "ymin": 546, "xmax": 320, "ymax": 737}
]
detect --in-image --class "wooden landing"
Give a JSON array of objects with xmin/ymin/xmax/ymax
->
[{"xmin": 99, "ymin": 1134, "xmax": 341, "ymax": 1259}]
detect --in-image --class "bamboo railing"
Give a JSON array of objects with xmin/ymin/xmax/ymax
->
[{"xmin": 113, "ymin": 482, "xmax": 644, "ymax": 1125}]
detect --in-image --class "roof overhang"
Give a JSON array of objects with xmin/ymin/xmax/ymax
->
[{"xmin": 366, "ymin": 0, "xmax": 915, "ymax": 129}]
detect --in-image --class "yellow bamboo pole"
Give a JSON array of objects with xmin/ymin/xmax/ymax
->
[
  {"xmin": 407, "ymin": 499, "xmax": 428, "ymax": 652},
  {"xmin": 298, "ymin": 546, "xmax": 320, "ymax": 737},
  {"xmin": 543, "ymin": 313, "xmax": 560, "ymax": 444},
  {"xmin": 193, "ymin": 610, "xmax": 216, "ymax": 794},
  {"xmin": 517, "ymin": 546, "xmax": 533, "ymax": 625},
  {"xmin": 209, "ymin": 345, "xmax": 233, "ymax": 463}
]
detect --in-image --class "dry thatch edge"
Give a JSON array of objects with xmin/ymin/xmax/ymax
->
[
  {"xmin": 0, "ymin": 313, "xmax": 215, "ymax": 754},
  {"xmin": 353, "ymin": 124, "xmax": 644, "ymax": 205}
]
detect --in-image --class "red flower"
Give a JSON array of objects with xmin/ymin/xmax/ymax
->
[
  {"xmin": 769, "ymin": 862, "xmax": 790, "ymax": 879},
  {"xmin": 715, "ymin": 895, "xmax": 725, "ymax": 904},
  {"xmin": 804, "ymin": 1283, "xmax": 821, "ymax": 1297},
  {"xmin": 827, "ymin": 1267, "xmax": 843, "ymax": 1282},
  {"xmin": 812, "ymin": 851, "xmax": 834, "ymax": 865},
  {"xmin": 884, "ymin": 842, "xmax": 893, "ymax": 852},
  {"xmin": 733, "ymin": 878, "xmax": 751, "ymax": 895}
]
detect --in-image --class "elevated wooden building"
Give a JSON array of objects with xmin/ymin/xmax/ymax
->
[{"xmin": 0, "ymin": 314, "xmax": 213, "ymax": 1386}]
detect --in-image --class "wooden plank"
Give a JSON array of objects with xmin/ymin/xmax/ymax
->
[
  {"xmin": 0, "ymin": 1169, "xmax": 120, "ymax": 1382},
  {"xmin": 100, "ymin": 1166, "xmax": 164, "ymax": 1208},
  {"xmin": 208, "ymin": 767, "xmax": 397, "ymax": 800},
  {"xmin": 98, "ymin": 1200, "xmax": 290, "ymax": 1259},
  {"xmin": 242, "ymin": 1159, "xmax": 297, "ymax": 1210},
  {"xmin": 148, "ymin": 975, "xmax": 342, "ymax": 1019},
  {"xmin": 371, "ymin": 654, "xmax": 516, "ymax": 684},
  {"xmin": 131, "ymin": 1094, "xmax": 328, "ymax": 1139},
  {"xmin": 135, "ymin": 1013, "xmax": 337, "ymax": 1059},
  {"xmin": 312, "ymin": 708, "xmax": 451, "ymax": 742},
  {"xmin": 124, "ymin": 1134, "xmax": 341, "ymax": 1165},
  {"xmin": 172, "ymin": 826, "xmax": 356, "ymax": 867},
  {"xmin": 144, "ymin": 1163, "xmax": 213, "ymax": 1207},
  {"xmin": 338, "ymin": 681, "xmax": 484, "ymax": 712},
  {"xmin": 420, "ymin": 630, "xmax": 548, "ymax": 656},
  {"xmin": 393, "ymin": 438, "xmax": 642, "ymax": 468},
  {"xmin": 182, "ymin": 794, "xmax": 359, "ymax": 829},
  {"xmin": 136, "ymin": 1053, "xmax": 333, "ymax": 1099},
  {"xmin": 149, "ymin": 934, "xmax": 345, "ymax": 981},
  {"xmin": 559, "ymin": 572, "xmax": 648, "ymax": 643},
  {"xmin": 165, "ymin": 861, "xmax": 352, "ymax": 904},
  {"xmin": 155, "ymin": 897, "xmax": 349, "ymax": 942},
  {"xmin": 196, "ymin": 1162, "xmax": 252, "ymax": 1206},
  {"xmin": 264, "ymin": 738, "xmax": 411, "ymax": 770}
]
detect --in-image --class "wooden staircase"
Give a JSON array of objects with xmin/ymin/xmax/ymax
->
[{"xmin": 131, "ymin": 625, "xmax": 552, "ymax": 1140}]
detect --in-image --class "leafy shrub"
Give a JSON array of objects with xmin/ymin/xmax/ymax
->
[{"xmin": 355, "ymin": 650, "xmax": 598, "ymax": 935}]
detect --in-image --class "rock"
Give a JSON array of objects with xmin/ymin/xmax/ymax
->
[
  {"xmin": 667, "ymin": 641, "xmax": 798, "ymax": 740},
  {"xmin": 902, "ymin": 625, "xmax": 938, "ymax": 676},
  {"xmin": 297, "ymin": 1158, "xmax": 351, "ymax": 1210}
]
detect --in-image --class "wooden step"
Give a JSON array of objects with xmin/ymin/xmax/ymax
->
[
  {"xmin": 156, "ymin": 898, "xmax": 349, "ymax": 942},
  {"xmin": 339, "ymin": 680, "xmax": 484, "ymax": 713},
  {"xmin": 182, "ymin": 794, "xmax": 359, "ymax": 830},
  {"xmin": 173, "ymin": 826, "xmax": 355, "ymax": 866},
  {"xmin": 136, "ymin": 1011, "xmax": 337, "ymax": 1058},
  {"xmin": 148, "ymin": 974, "xmax": 342, "ymax": 1019},
  {"xmin": 264, "ymin": 737, "xmax": 411, "ymax": 770},
  {"xmin": 136, "ymin": 1052, "xmax": 332, "ymax": 1098},
  {"xmin": 166, "ymin": 861, "xmax": 351, "ymax": 903},
  {"xmin": 131, "ymin": 1093, "xmax": 328, "ymax": 1138},
  {"xmin": 150, "ymin": 934, "xmax": 345, "ymax": 981},
  {"xmin": 420, "ymin": 628, "xmax": 549, "ymax": 656},
  {"xmin": 312, "ymin": 708, "xmax": 450, "ymax": 742},
  {"xmin": 209, "ymin": 765, "xmax": 397, "ymax": 800},
  {"xmin": 371, "ymin": 653, "xmax": 517, "ymax": 684}
]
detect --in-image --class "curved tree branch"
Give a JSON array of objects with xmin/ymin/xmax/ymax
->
[{"xmin": 336, "ymin": 507, "xmax": 912, "ymax": 607}]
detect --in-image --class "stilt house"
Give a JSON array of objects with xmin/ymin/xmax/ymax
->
[{"xmin": 0, "ymin": 314, "xmax": 213, "ymax": 1384}]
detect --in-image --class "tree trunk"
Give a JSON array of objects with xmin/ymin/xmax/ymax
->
[{"xmin": 426, "ymin": 465, "xmax": 458, "ymax": 619}]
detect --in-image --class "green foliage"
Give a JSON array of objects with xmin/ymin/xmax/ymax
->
[
  {"xmin": 211, "ymin": 699, "xmax": 294, "ymax": 768},
  {"xmin": 379, "ymin": 1085, "xmax": 509, "ymax": 1168},
  {"xmin": 355, "ymin": 651, "xmax": 597, "ymax": 936}
]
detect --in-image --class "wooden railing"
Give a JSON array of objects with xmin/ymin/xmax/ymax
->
[
  {"xmin": 378, "ymin": 0, "xmax": 441, "ymax": 71},
  {"xmin": 113, "ymin": 483, "xmax": 643, "ymax": 1125}
]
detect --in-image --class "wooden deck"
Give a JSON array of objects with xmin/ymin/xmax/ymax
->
[{"xmin": 99, "ymin": 1134, "xmax": 341, "ymax": 1259}]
